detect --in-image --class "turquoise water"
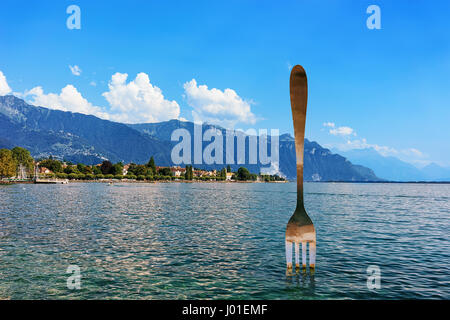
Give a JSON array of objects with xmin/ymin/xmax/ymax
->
[{"xmin": 0, "ymin": 182, "xmax": 448, "ymax": 299}]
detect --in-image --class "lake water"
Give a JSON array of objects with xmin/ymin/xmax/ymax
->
[{"xmin": 0, "ymin": 182, "xmax": 448, "ymax": 299}]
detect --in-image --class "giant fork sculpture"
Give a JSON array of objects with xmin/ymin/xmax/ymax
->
[{"xmin": 285, "ymin": 65, "xmax": 316, "ymax": 271}]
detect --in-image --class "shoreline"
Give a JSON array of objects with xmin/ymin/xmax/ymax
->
[
  {"xmin": 2, "ymin": 180, "xmax": 449, "ymax": 185},
  {"xmin": 311, "ymin": 180, "xmax": 450, "ymax": 184},
  {"xmin": 1, "ymin": 179, "xmax": 288, "ymax": 185}
]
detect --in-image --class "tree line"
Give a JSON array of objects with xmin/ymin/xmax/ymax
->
[
  {"xmin": 0, "ymin": 147, "xmax": 34, "ymax": 178},
  {"xmin": 0, "ymin": 146, "xmax": 285, "ymax": 182}
]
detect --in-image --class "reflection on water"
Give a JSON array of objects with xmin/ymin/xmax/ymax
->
[
  {"xmin": 286, "ymin": 269, "xmax": 316, "ymax": 297},
  {"xmin": 0, "ymin": 182, "xmax": 449, "ymax": 299}
]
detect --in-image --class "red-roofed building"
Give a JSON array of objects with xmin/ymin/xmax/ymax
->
[{"xmin": 39, "ymin": 167, "xmax": 51, "ymax": 174}]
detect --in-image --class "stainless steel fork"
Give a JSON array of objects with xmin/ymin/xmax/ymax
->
[{"xmin": 285, "ymin": 65, "xmax": 316, "ymax": 271}]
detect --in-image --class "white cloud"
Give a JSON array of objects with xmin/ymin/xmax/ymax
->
[
  {"xmin": 335, "ymin": 136, "xmax": 426, "ymax": 160},
  {"xmin": 15, "ymin": 72, "xmax": 181, "ymax": 124},
  {"xmin": 102, "ymin": 72, "xmax": 180, "ymax": 123},
  {"xmin": 0, "ymin": 71, "xmax": 12, "ymax": 95},
  {"xmin": 325, "ymin": 123, "xmax": 427, "ymax": 163},
  {"xmin": 403, "ymin": 148, "xmax": 424, "ymax": 158},
  {"xmin": 347, "ymin": 140, "xmax": 427, "ymax": 161},
  {"xmin": 23, "ymin": 85, "xmax": 109, "ymax": 119},
  {"xmin": 342, "ymin": 138, "xmax": 399, "ymax": 156},
  {"xmin": 69, "ymin": 65, "xmax": 82, "ymax": 76},
  {"xmin": 183, "ymin": 79, "xmax": 256, "ymax": 128},
  {"xmin": 330, "ymin": 126, "xmax": 354, "ymax": 136},
  {"xmin": 329, "ymin": 123, "xmax": 356, "ymax": 136},
  {"xmin": 323, "ymin": 122, "xmax": 355, "ymax": 136},
  {"xmin": 89, "ymin": 81, "xmax": 97, "ymax": 87}
]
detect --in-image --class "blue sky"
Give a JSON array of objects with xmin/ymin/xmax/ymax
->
[{"xmin": 0, "ymin": 0, "xmax": 449, "ymax": 167}]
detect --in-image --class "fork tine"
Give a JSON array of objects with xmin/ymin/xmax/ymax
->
[
  {"xmin": 309, "ymin": 242, "xmax": 316, "ymax": 269},
  {"xmin": 285, "ymin": 241, "xmax": 293, "ymax": 269},
  {"xmin": 302, "ymin": 242, "xmax": 307, "ymax": 268},
  {"xmin": 294, "ymin": 242, "xmax": 300, "ymax": 268}
]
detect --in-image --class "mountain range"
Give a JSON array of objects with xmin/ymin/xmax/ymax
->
[
  {"xmin": 0, "ymin": 95, "xmax": 381, "ymax": 181},
  {"xmin": 128, "ymin": 121, "xmax": 380, "ymax": 181},
  {"xmin": 337, "ymin": 148, "xmax": 450, "ymax": 182}
]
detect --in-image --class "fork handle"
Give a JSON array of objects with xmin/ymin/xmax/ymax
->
[{"xmin": 290, "ymin": 65, "xmax": 308, "ymax": 208}]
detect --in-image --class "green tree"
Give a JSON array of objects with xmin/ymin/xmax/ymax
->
[
  {"xmin": 219, "ymin": 168, "xmax": 226, "ymax": 179},
  {"xmin": 100, "ymin": 160, "xmax": 113, "ymax": 175},
  {"xmin": 39, "ymin": 159, "xmax": 63, "ymax": 173},
  {"xmin": 236, "ymin": 167, "xmax": 251, "ymax": 181},
  {"xmin": 145, "ymin": 168, "xmax": 154, "ymax": 180},
  {"xmin": 68, "ymin": 173, "xmax": 78, "ymax": 180},
  {"xmin": 0, "ymin": 149, "xmax": 16, "ymax": 178},
  {"xmin": 77, "ymin": 163, "xmax": 92, "ymax": 174},
  {"xmin": 158, "ymin": 167, "xmax": 172, "ymax": 176},
  {"xmin": 127, "ymin": 163, "xmax": 137, "ymax": 175},
  {"xmin": 227, "ymin": 165, "xmax": 231, "ymax": 173},
  {"xmin": 185, "ymin": 165, "xmax": 193, "ymax": 180},
  {"xmin": 111, "ymin": 163, "xmax": 124, "ymax": 176},
  {"xmin": 56, "ymin": 173, "xmax": 68, "ymax": 179},
  {"xmin": 64, "ymin": 166, "xmax": 78, "ymax": 174},
  {"xmin": 147, "ymin": 156, "xmax": 156, "ymax": 173},
  {"xmin": 92, "ymin": 166, "xmax": 102, "ymax": 175},
  {"xmin": 76, "ymin": 163, "xmax": 84, "ymax": 173},
  {"xmin": 11, "ymin": 147, "xmax": 34, "ymax": 172},
  {"xmin": 127, "ymin": 163, "xmax": 149, "ymax": 176},
  {"xmin": 135, "ymin": 165, "xmax": 149, "ymax": 176}
]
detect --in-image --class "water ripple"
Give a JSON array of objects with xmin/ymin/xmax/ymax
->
[{"xmin": 0, "ymin": 182, "xmax": 448, "ymax": 299}]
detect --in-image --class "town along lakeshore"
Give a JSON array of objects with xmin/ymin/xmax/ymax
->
[{"xmin": 0, "ymin": 147, "xmax": 286, "ymax": 184}]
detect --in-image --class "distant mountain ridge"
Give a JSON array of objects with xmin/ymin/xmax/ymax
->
[
  {"xmin": 129, "ymin": 120, "xmax": 381, "ymax": 181},
  {"xmin": 337, "ymin": 148, "xmax": 450, "ymax": 182},
  {"xmin": 0, "ymin": 95, "xmax": 381, "ymax": 181},
  {"xmin": 420, "ymin": 163, "xmax": 450, "ymax": 181},
  {"xmin": 0, "ymin": 95, "xmax": 172, "ymax": 165}
]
